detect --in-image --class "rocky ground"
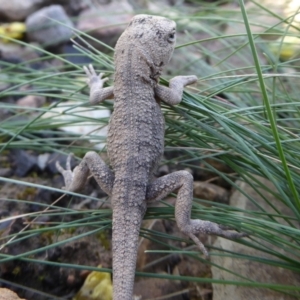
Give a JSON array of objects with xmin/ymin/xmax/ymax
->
[{"xmin": 0, "ymin": 0, "xmax": 299, "ymax": 299}]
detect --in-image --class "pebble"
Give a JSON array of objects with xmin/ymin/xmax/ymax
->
[
  {"xmin": 16, "ymin": 95, "xmax": 46, "ymax": 108},
  {"xmin": 0, "ymin": 0, "xmax": 47, "ymax": 21},
  {"xmin": 12, "ymin": 149, "xmax": 37, "ymax": 177},
  {"xmin": 37, "ymin": 153, "xmax": 50, "ymax": 171},
  {"xmin": 77, "ymin": 0, "xmax": 133, "ymax": 49},
  {"xmin": 26, "ymin": 5, "xmax": 74, "ymax": 47}
]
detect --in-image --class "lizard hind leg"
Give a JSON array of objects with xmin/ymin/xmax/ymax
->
[
  {"xmin": 56, "ymin": 151, "xmax": 114, "ymax": 196},
  {"xmin": 146, "ymin": 170, "xmax": 246, "ymax": 258}
]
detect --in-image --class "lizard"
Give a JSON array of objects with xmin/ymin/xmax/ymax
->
[{"xmin": 56, "ymin": 14, "xmax": 246, "ymax": 300}]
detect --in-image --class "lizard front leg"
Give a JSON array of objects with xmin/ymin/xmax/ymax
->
[
  {"xmin": 83, "ymin": 64, "xmax": 114, "ymax": 105},
  {"xmin": 56, "ymin": 152, "xmax": 114, "ymax": 195},
  {"xmin": 56, "ymin": 64, "xmax": 115, "ymax": 193},
  {"xmin": 155, "ymin": 75, "xmax": 198, "ymax": 105},
  {"xmin": 146, "ymin": 171, "xmax": 246, "ymax": 257}
]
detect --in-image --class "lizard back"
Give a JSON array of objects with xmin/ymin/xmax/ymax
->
[
  {"xmin": 106, "ymin": 15, "xmax": 177, "ymax": 299},
  {"xmin": 107, "ymin": 15, "xmax": 176, "ymax": 182}
]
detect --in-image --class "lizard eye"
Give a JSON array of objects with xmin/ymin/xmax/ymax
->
[{"xmin": 167, "ymin": 32, "xmax": 176, "ymax": 43}]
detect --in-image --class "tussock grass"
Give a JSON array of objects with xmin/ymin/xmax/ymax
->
[{"xmin": 0, "ymin": 0, "xmax": 299, "ymax": 297}]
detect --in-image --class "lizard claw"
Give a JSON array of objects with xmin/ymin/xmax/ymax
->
[
  {"xmin": 188, "ymin": 232, "xmax": 210, "ymax": 258},
  {"xmin": 83, "ymin": 64, "xmax": 108, "ymax": 89},
  {"xmin": 83, "ymin": 64, "xmax": 96, "ymax": 78},
  {"xmin": 182, "ymin": 220, "xmax": 247, "ymax": 258},
  {"xmin": 182, "ymin": 75, "xmax": 197, "ymax": 86},
  {"xmin": 99, "ymin": 73, "xmax": 109, "ymax": 84}
]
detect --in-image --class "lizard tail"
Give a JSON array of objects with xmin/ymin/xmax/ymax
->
[{"xmin": 111, "ymin": 196, "xmax": 146, "ymax": 300}]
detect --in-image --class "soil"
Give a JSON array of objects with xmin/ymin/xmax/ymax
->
[{"xmin": 0, "ymin": 163, "xmax": 214, "ymax": 299}]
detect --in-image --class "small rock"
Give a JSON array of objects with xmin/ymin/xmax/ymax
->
[
  {"xmin": 77, "ymin": 0, "xmax": 133, "ymax": 49},
  {"xmin": 0, "ymin": 168, "xmax": 13, "ymax": 177},
  {"xmin": 43, "ymin": 101, "xmax": 110, "ymax": 150},
  {"xmin": 211, "ymin": 177, "xmax": 300, "ymax": 300},
  {"xmin": 0, "ymin": 42, "xmax": 41, "ymax": 71},
  {"xmin": 56, "ymin": 0, "xmax": 87, "ymax": 17},
  {"xmin": 46, "ymin": 153, "xmax": 74, "ymax": 174},
  {"xmin": 37, "ymin": 153, "xmax": 50, "ymax": 171},
  {"xmin": 62, "ymin": 42, "xmax": 93, "ymax": 65},
  {"xmin": 0, "ymin": 288, "xmax": 26, "ymax": 300},
  {"xmin": 0, "ymin": 0, "xmax": 47, "ymax": 21},
  {"xmin": 26, "ymin": 5, "xmax": 74, "ymax": 47},
  {"xmin": 12, "ymin": 149, "xmax": 38, "ymax": 177},
  {"xmin": 193, "ymin": 181, "xmax": 229, "ymax": 203},
  {"xmin": 16, "ymin": 95, "xmax": 46, "ymax": 107}
]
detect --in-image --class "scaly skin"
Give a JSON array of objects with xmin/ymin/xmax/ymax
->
[{"xmin": 56, "ymin": 15, "xmax": 246, "ymax": 300}]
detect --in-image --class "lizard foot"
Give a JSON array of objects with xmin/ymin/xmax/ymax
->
[
  {"xmin": 56, "ymin": 154, "xmax": 75, "ymax": 190},
  {"xmin": 182, "ymin": 220, "xmax": 247, "ymax": 258},
  {"xmin": 56, "ymin": 151, "xmax": 113, "ymax": 195},
  {"xmin": 56, "ymin": 154, "xmax": 89, "ymax": 192},
  {"xmin": 178, "ymin": 75, "xmax": 198, "ymax": 86},
  {"xmin": 83, "ymin": 64, "xmax": 108, "ymax": 89}
]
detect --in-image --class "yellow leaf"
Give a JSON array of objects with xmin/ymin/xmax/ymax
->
[
  {"xmin": 73, "ymin": 265, "xmax": 112, "ymax": 300},
  {"xmin": 0, "ymin": 22, "xmax": 26, "ymax": 43}
]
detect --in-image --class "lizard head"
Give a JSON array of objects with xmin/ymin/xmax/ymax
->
[{"xmin": 115, "ymin": 14, "xmax": 176, "ymax": 78}]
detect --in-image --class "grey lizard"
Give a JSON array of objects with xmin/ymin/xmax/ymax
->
[{"xmin": 56, "ymin": 14, "xmax": 246, "ymax": 300}]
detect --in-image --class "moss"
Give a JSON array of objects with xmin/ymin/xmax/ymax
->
[
  {"xmin": 96, "ymin": 231, "xmax": 110, "ymax": 251},
  {"xmin": 17, "ymin": 187, "xmax": 37, "ymax": 200},
  {"xmin": 12, "ymin": 266, "xmax": 21, "ymax": 276}
]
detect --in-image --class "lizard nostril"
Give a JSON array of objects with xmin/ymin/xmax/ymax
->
[{"xmin": 159, "ymin": 62, "xmax": 163, "ymax": 67}]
